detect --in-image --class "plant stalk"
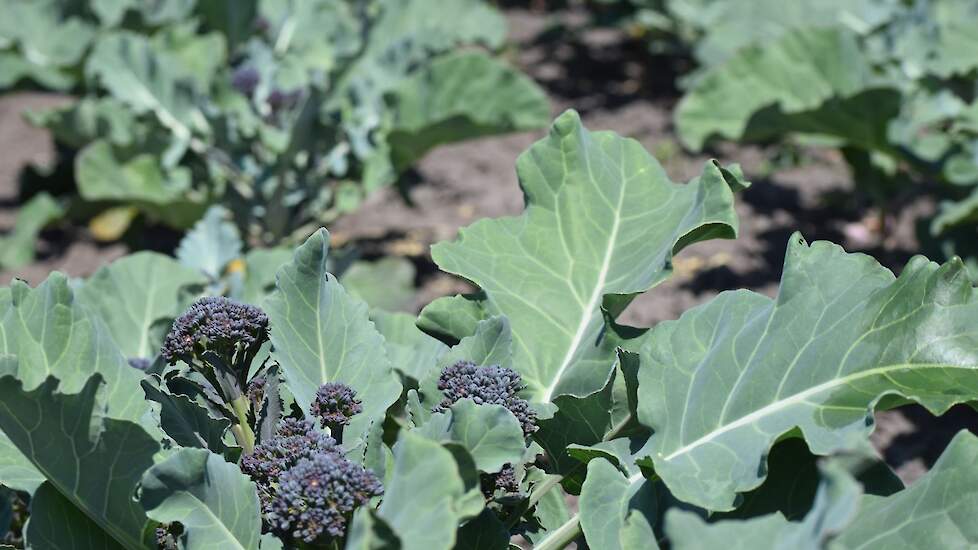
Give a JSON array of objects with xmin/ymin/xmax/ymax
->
[
  {"xmin": 533, "ymin": 512, "xmax": 582, "ymax": 550},
  {"xmin": 230, "ymin": 396, "xmax": 256, "ymax": 454}
]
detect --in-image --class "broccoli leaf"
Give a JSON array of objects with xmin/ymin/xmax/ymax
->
[
  {"xmin": 831, "ymin": 431, "xmax": 978, "ymax": 548},
  {"xmin": 176, "ymin": 205, "xmax": 244, "ymax": 281},
  {"xmin": 0, "ymin": 192, "xmax": 64, "ymax": 270},
  {"xmin": 377, "ymin": 431, "xmax": 472, "ymax": 550},
  {"xmin": 141, "ymin": 448, "xmax": 262, "ymax": 549},
  {"xmin": 419, "ymin": 399, "xmax": 527, "ymax": 474},
  {"xmin": 431, "ymin": 110, "xmax": 743, "ymax": 404},
  {"xmin": 370, "ymin": 310, "xmax": 448, "ymax": 383},
  {"xmin": 386, "ymin": 51, "xmax": 550, "ymax": 172},
  {"xmin": 0, "ymin": 375, "xmax": 159, "ymax": 550},
  {"xmin": 576, "ymin": 458, "xmax": 660, "ymax": 550},
  {"xmin": 78, "ymin": 252, "xmax": 206, "ymax": 360},
  {"xmin": 675, "ymin": 27, "xmax": 896, "ymax": 152},
  {"xmin": 264, "ymin": 229, "xmax": 402, "ymax": 440},
  {"xmin": 665, "ymin": 460, "xmax": 862, "ymax": 550},
  {"xmin": 634, "ymin": 234, "xmax": 978, "ymax": 510}
]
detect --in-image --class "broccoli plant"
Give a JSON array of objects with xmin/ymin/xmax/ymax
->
[
  {"xmin": 0, "ymin": 0, "xmax": 549, "ymax": 266},
  {"xmin": 1, "ymin": 111, "xmax": 978, "ymax": 549},
  {"xmin": 664, "ymin": 0, "xmax": 978, "ymax": 269}
]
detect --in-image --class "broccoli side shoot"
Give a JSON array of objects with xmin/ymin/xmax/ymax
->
[
  {"xmin": 268, "ymin": 452, "xmax": 383, "ymax": 542},
  {"xmin": 310, "ymin": 382, "xmax": 362, "ymax": 443},
  {"xmin": 240, "ymin": 418, "xmax": 382, "ymax": 543},
  {"xmin": 434, "ymin": 361, "xmax": 538, "ymax": 437},
  {"xmin": 161, "ymin": 297, "xmax": 270, "ymax": 452},
  {"xmin": 161, "ymin": 296, "xmax": 269, "ymax": 369}
]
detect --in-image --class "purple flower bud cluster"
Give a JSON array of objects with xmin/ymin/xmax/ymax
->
[
  {"xmin": 310, "ymin": 382, "xmax": 362, "ymax": 429},
  {"xmin": 231, "ymin": 65, "xmax": 261, "ymax": 97},
  {"xmin": 240, "ymin": 418, "xmax": 382, "ymax": 543},
  {"xmin": 482, "ymin": 463, "xmax": 519, "ymax": 497},
  {"xmin": 434, "ymin": 361, "xmax": 538, "ymax": 437},
  {"xmin": 267, "ymin": 452, "xmax": 383, "ymax": 542},
  {"xmin": 127, "ymin": 357, "xmax": 152, "ymax": 371},
  {"xmin": 161, "ymin": 297, "xmax": 269, "ymax": 365}
]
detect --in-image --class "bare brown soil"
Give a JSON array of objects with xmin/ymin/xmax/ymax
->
[{"xmin": 0, "ymin": 7, "xmax": 972, "ymax": 485}]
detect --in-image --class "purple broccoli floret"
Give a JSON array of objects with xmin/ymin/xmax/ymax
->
[
  {"xmin": 161, "ymin": 296, "xmax": 269, "ymax": 366},
  {"xmin": 434, "ymin": 361, "xmax": 538, "ymax": 437},
  {"xmin": 267, "ymin": 452, "xmax": 383, "ymax": 542},
  {"xmin": 310, "ymin": 383, "xmax": 362, "ymax": 441}
]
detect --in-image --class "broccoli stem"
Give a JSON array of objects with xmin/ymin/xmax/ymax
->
[{"xmin": 230, "ymin": 396, "xmax": 256, "ymax": 454}]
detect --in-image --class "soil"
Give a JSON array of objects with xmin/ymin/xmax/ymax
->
[{"xmin": 0, "ymin": 6, "xmax": 973, "ymax": 486}]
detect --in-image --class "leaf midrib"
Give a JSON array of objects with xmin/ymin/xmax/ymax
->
[{"xmin": 663, "ymin": 362, "xmax": 973, "ymax": 461}]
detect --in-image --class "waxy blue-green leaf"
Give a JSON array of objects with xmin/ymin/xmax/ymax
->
[
  {"xmin": 386, "ymin": 51, "xmax": 550, "ymax": 172},
  {"xmin": 176, "ymin": 205, "xmax": 244, "ymax": 281},
  {"xmin": 377, "ymin": 431, "xmax": 471, "ymax": 550},
  {"xmin": 635, "ymin": 235, "xmax": 978, "ymax": 511},
  {"xmin": 0, "ymin": 273, "xmax": 152, "ymax": 424},
  {"xmin": 675, "ymin": 27, "xmax": 895, "ymax": 152},
  {"xmin": 418, "ymin": 399, "xmax": 527, "ymax": 474},
  {"xmin": 371, "ymin": 310, "xmax": 448, "ymax": 383},
  {"xmin": 578, "ymin": 458, "xmax": 659, "ymax": 550},
  {"xmin": 141, "ymin": 448, "xmax": 262, "ymax": 550},
  {"xmin": 0, "ymin": 192, "xmax": 64, "ymax": 270},
  {"xmin": 0, "ymin": 375, "xmax": 159, "ymax": 550},
  {"xmin": 666, "ymin": 460, "xmax": 862, "ymax": 550},
  {"xmin": 265, "ymin": 229, "xmax": 401, "ymax": 438},
  {"xmin": 142, "ymin": 381, "xmax": 233, "ymax": 453},
  {"xmin": 78, "ymin": 252, "xmax": 206, "ymax": 360},
  {"xmin": 831, "ymin": 431, "xmax": 978, "ymax": 548},
  {"xmin": 86, "ymin": 31, "xmax": 205, "ymax": 143},
  {"xmin": 432, "ymin": 110, "xmax": 743, "ymax": 404},
  {"xmin": 25, "ymin": 482, "xmax": 126, "ymax": 549}
]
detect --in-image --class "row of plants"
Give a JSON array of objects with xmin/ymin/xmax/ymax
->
[
  {"xmin": 0, "ymin": 0, "xmax": 549, "ymax": 267},
  {"xmin": 1, "ymin": 112, "xmax": 976, "ymax": 548},
  {"xmin": 590, "ymin": 0, "xmax": 978, "ymax": 273}
]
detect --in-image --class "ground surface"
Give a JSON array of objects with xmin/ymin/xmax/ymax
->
[{"xmin": 0, "ymin": 7, "xmax": 972, "ymax": 484}]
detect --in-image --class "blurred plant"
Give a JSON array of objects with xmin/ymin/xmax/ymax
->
[{"xmin": 0, "ymin": 0, "xmax": 549, "ymax": 265}]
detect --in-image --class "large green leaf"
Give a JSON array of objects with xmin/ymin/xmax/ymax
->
[
  {"xmin": 431, "ymin": 110, "xmax": 743, "ymax": 404},
  {"xmin": 141, "ymin": 448, "xmax": 261, "ymax": 549},
  {"xmin": 675, "ymin": 27, "xmax": 896, "ymax": 152},
  {"xmin": 665, "ymin": 431, "xmax": 978, "ymax": 549},
  {"xmin": 370, "ymin": 310, "xmax": 448, "ymax": 383},
  {"xmin": 176, "ymin": 205, "xmax": 243, "ymax": 281},
  {"xmin": 666, "ymin": 460, "xmax": 862, "ymax": 550},
  {"xmin": 78, "ymin": 252, "xmax": 206, "ymax": 360},
  {"xmin": 0, "ymin": 192, "xmax": 64, "ymax": 270},
  {"xmin": 0, "ymin": 375, "xmax": 158, "ymax": 550},
  {"xmin": 264, "ymin": 229, "xmax": 402, "ymax": 438},
  {"xmin": 0, "ymin": 273, "xmax": 152, "ymax": 425},
  {"xmin": 386, "ymin": 51, "xmax": 550, "ymax": 172},
  {"xmin": 417, "ymin": 399, "xmax": 527, "ymax": 473},
  {"xmin": 831, "ymin": 431, "xmax": 978, "ymax": 548},
  {"xmin": 26, "ymin": 483, "xmax": 126, "ymax": 550},
  {"xmin": 86, "ymin": 31, "xmax": 205, "ymax": 143},
  {"xmin": 578, "ymin": 457, "xmax": 659, "ymax": 550},
  {"xmin": 377, "ymin": 431, "xmax": 470, "ymax": 550},
  {"xmin": 634, "ymin": 235, "xmax": 978, "ymax": 511},
  {"xmin": 75, "ymin": 140, "xmax": 190, "ymax": 205}
]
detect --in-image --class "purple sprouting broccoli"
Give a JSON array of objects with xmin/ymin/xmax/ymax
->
[
  {"xmin": 435, "ymin": 361, "xmax": 537, "ymax": 499},
  {"xmin": 161, "ymin": 297, "xmax": 270, "ymax": 453},
  {"xmin": 267, "ymin": 452, "xmax": 383, "ymax": 543},
  {"xmin": 240, "ymin": 418, "xmax": 381, "ymax": 543},
  {"xmin": 310, "ymin": 382, "xmax": 362, "ymax": 443},
  {"xmin": 482, "ymin": 464, "xmax": 519, "ymax": 498},
  {"xmin": 161, "ymin": 296, "xmax": 269, "ymax": 368},
  {"xmin": 434, "ymin": 361, "xmax": 538, "ymax": 437},
  {"xmin": 231, "ymin": 65, "xmax": 261, "ymax": 97},
  {"xmin": 246, "ymin": 375, "xmax": 267, "ymax": 410}
]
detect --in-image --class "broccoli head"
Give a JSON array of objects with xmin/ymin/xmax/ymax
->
[
  {"xmin": 435, "ymin": 361, "xmax": 538, "ymax": 437},
  {"xmin": 310, "ymin": 382, "xmax": 362, "ymax": 440},
  {"xmin": 267, "ymin": 452, "xmax": 383, "ymax": 542},
  {"xmin": 240, "ymin": 418, "xmax": 337, "ymax": 493},
  {"xmin": 161, "ymin": 296, "xmax": 269, "ymax": 366},
  {"xmin": 127, "ymin": 357, "xmax": 152, "ymax": 371},
  {"xmin": 481, "ymin": 463, "xmax": 519, "ymax": 497}
]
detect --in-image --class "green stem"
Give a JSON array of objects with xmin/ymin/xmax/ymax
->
[
  {"xmin": 533, "ymin": 512, "xmax": 581, "ymax": 550},
  {"xmin": 230, "ymin": 396, "xmax": 256, "ymax": 454}
]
